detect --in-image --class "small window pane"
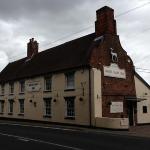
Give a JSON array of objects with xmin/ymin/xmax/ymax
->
[
  {"xmin": 65, "ymin": 72, "xmax": 75, "ymax": 89},
  {"xmin": 0, "ymin": 101, "xmax": 4, "ymax": 113},
  {"xmin": 143, "ymin": 106, "xmax": 147, "ymax": 113},
  {"xmin": 65, "ymin": 97, "xmax": 75, "ymax": 117},
  {"xmin": 44, "ymin": 77, "xmax": 52, "ymax": 91},
  {"xmin": 19, "ymin": 99, "xmax": 24, "ymax": 114},
  {"xmin": 44, "ymin": 98, "xmax": 51, "ymax": 116}
]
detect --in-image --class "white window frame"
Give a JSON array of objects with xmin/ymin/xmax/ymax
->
[
  {"xmin": 19, "ymin": 99, "xmax": 24, "ymax": 114},
  {"xmin": 43, "ymin": 98, "xmax": 51, "ymax": 117},
  {"xmin": 65, "ymin": 72, "xmax": 75, "ymax": 90},
  {"xmin": 65, "ymin": 97, "xmax": 75, "ymax": 118},
  {"xmin": 44, "ymin": 76, "xmax": 52, "ymax": 91}
]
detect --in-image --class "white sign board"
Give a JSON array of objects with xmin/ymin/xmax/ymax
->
[
  {"xmin": 26, "ymin": 82, "xmax": 41, "ymax": 92},
  {"xmin": 104, "ymin": 63, "xmax": 126, "ymax": 79},
  {"xmin": 110, "ymin": 102, "xmax": 123, "ymax": 113}
]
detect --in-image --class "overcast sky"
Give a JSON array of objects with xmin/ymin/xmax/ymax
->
[{"xmin": 0, "ymin": 0, "xmax": 149, "ymax": 84}]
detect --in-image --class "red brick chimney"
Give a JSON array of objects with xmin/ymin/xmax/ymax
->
[
  {"xmin": 27, "ymin": 38, "xmax": 38, "ymax": 58},
  {"xmin": 95, "ymin": 6, "xmax": 117, "ymax": 36}
]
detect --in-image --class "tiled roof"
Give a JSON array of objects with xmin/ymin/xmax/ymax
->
[{"xmin": 0, "ymin": 33, "xmax": 95, "ymax": 83}]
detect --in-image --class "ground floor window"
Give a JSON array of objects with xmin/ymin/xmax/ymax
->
[
  {"xmin": 65, "ymin": 97, "xmax": 75, "ymax": 118},
  {"xmin": 0, "ymin": 101, "xmax": 4, "ymax": 113},
  {"xmin": 43, "ymin": 98, "xmax": 51, "ymax": 117},
  {"xmin": 8, "ymin": 100, "xmax": 14, "ymax": 114},
  {"xmin": 143, "ymin": 106, "xmax": 147, "ymax": 113},
  {"xmin": 19, "ymin": 99, "xmax": 24, "ymax": 114}
]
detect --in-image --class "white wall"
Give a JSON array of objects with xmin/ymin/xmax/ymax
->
[{"xmin": 134, "ymin": 76, "xmax": 150, "ymax": 124}]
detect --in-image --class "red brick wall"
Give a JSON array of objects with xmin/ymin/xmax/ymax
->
[{"xmin": 90, "ymin": 34, "xmax": 136, "ymax": 118}]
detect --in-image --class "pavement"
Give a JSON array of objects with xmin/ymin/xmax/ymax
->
[
  {"xmin": 0, "ymin": 119, "xmax": 150, "ymax": 138},
  {"xmin": 0, "ymin": 120, "xmax": 149, "ymax": 150}
]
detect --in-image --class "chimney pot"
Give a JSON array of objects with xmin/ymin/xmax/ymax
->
[{"xmin": 27, "ymin": 38, "xmax": 38, "ymax": 59}]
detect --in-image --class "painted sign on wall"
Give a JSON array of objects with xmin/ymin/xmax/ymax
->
[
  {"xmin": 110, "ymin": 102, "xmax": 123, "ymax": 113},
  {"xmin": 26, "ymin": 82, "xmax": 41, "ymax": 92},
  {"xmin": 104, "ymin": 63, "xmax": 126, "ymax": 79}
]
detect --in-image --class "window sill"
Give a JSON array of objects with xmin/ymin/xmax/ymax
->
[
  {"xmin": 18, "ymin": 113, "xmax": 24, "ymax": 116},
  {"xmin": 64, "ymin": 116, "xmax": 75, "ymax": 120},
  {"xmin": 8, "ymin": 113, "xmax": 13, "ymax": 115},
  {"xmin": 43, "ymin": 115, "xmax": 51, "ymax": 118},
  {"xmin": 64, "ymin": 89, "xmax": 75, "ymax": 92}
]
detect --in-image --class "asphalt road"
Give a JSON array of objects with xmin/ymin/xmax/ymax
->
[{"xmin": 0, "ymin": 122, "xmax": 149, "ymax": 150}]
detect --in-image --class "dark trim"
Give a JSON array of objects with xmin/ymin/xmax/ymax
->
[
  {"xmin": 64, "ymin": 116, "xmax": 75, "ymax": 120},
  {"xmin": 0, "ymin": 113, "xmax": 3, "ymax": 115},
  {"xmin": 137, "ymin": 123, "xmax": 150, "ymax": 126},
  {"xmin": 0, "ymin": 94, "xmax": 4, "ymax": 96},
  {"xmin": 0, "ymin": 117, "xmax": 128, "ymax": 131},
  {"xmin": 64, "ymin": 89, "xmax": 75, "ymax": 92},
  {"xmin": 43, "ymin": 115, "xmax": 51, "ymax": 118},
  {"xmin": 8, "ymin": 113, "xmax": 13, "ymax": 115},
  {"xmin": 19, "ymin": 92, "xmax": 25, "ymax": 95},
  {"xmin": 43, "ymin": 90, "xmax": 52, "ymax": 93},
  {"xmin": 64, "ymin": 96, "xmax": 76, "ymax": 100},
  {"xmin": 9, "ymin": 93, "xmax": 14, "ymax": 96},
  {"xmin": 18, "ymin": 113, "xmax": 24, "ymax": 116}
]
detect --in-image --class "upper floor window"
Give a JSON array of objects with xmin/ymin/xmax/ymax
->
[
  {"xmin": 65, "ymin": 72, "xmax": 75, "ymax": 90},
  {"xmin": 9, "ymin": 83, "xmax": 14, "ymax": 94},
  {"xmin": 19, "ymin": 80, "xmax": 25, "ymax": 93},
  {"xmin": 44, "ymin": 76, "xmax": 52, "ymax": 91},
  {"xmin": 1, "ymin": 84, "xmax": 4, "ymax": 95}
]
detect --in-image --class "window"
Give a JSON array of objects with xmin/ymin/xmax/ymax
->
[
  {"xmin": 44, "ymin": 76, "xmax": 52, "ymax": 91},
  {"xmin": 19, "ymin": 99, "xmax": 24, "ymax": 114},
  {"xmin": 8, "ymin": 100, "xmax": 14, "ymax": 114},
  {"xmin": 143, "ymin": 106, "xmax": 147, "ymax": 113},
  {"xmin": 43, "ymin": 98, "xmax": 51, "ymax": 117},
  {"xmin": 0, "ymin": 101, "xmax": 4, "ymax": 113},
  {"xmin": 65, "ymin": 97, "xmax": 75, "ymax": 118},
  {"xmin": 19, "ymin": 81, "xmax": 25, "ymax": 93},
  {"xmin": 9, "ymin": 83, "xmax": 14, "ymax": 94},
  {"xmin": 65, "ymin": 72, "xmax": 75, "ymax": 90},
  {"xmin": 1, "ymin": 84, "xmax": 4, "ymax": 95}
]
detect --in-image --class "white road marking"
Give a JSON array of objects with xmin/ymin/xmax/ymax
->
[
  {"xmin": 0, "ymin": 122, "xmax": 78, "ymax": 132},
  {"xmin": 0, "ymin": 132, "xmax": 83, "ymax": 150},
  {"xmin": 18, "ymin": 138, "xmax": 30, "ymax": 142}
]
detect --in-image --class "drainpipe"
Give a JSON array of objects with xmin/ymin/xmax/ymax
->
[{"xmin": 89, "ymin": 67, "xmax": 92, "ymax": 127}]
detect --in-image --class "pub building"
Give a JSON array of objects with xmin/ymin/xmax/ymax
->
[{"xmin": 0, "ymin": 6, "xmax": 149, "ymax": 129}]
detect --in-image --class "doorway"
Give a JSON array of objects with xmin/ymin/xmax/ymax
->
[{"xmin": 127, "ymin": 101, "xmax": 137, "ymax": 126}]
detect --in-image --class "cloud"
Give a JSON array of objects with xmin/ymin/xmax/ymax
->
[{"xmin": 0, "ymin": 0, "xmax": 149, "ymax": 84}]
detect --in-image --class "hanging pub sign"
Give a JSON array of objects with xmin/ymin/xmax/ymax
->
[
  {"xmin": 104, "ymin": 63, "xmax": 126, "ymax": 79},
  {"xmin": 26, "ymin": 82, "xmax": 41, "ymax": 92}
]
